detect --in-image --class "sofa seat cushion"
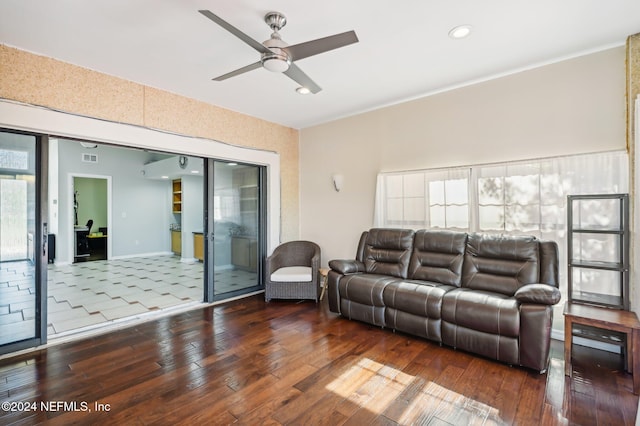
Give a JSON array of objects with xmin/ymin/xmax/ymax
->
[
  {"xmin": 338, "ymin": 274, "xmax": 399, "ymax": 306},
  {"xmin": 442, "ymin": 288, "xmax": 519, "ymax": 337},
  {"xmin": 383, "ymin": 280, "xmax": 455, "ymax": 318},
  {"xmin": 270, "ymin": 266, "xmax": 312, "ymax": 282}
]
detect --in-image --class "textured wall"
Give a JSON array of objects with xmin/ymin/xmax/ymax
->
[
  {"xmin": 629, "ymin": 34, "xmax": 640, "ymax": 149},
  {"xmin": 0, "ymin": 44, "xmax": 299, "ymax": 241},
  {"xmin": 628, "ymin": 34, "xmax": 640, "ymax": 314}
]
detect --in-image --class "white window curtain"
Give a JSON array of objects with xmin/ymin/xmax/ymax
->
[
  {"xmin": 473, "ymin": 152, "xmax": 628, "ymax": 237},
  {"xmin": 374, "ymin": 167, "xmax": 470, "ymax": 231},
  {"xmin": 374, "ymin": 150, "xmax": 629, "ymax": 334}
]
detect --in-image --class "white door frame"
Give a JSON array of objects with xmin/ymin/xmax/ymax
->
[{"xmin": 67, "ymin": 173, "xmax": 112, "ymax": 262}]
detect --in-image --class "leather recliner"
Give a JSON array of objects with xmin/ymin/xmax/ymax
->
[{"xmin": 327, "ymin": 228, "xmax": 561, "ymax": 373}]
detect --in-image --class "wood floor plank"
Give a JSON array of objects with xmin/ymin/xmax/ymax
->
[
  {"xmin": 0, "ymin": 295, "xmax": 637, "ymax": 425},
  {"xmin": 512, "ymin": 371, "xmax": 546, "ymax": 425},
  {"xmin": 544, "ymin": 357, "xmax": 566, "ymax": 410},
  {"xmin": 616, "ymin": 375, "xmax": 640, "ymax": 425}
]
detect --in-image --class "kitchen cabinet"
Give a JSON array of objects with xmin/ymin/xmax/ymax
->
[
  {"xmin": 193, "ymin": 232, "xmax": 204, "ymax": 262},
  {"xmin": 172, "ymin": 179, "xmax": 182, "ymax": 213},
  {"xmin": 171, "ymin": 230, "xmax": 181, "ymax": 255}
]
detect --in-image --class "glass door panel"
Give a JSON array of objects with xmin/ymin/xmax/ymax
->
[
  {"xmin": 212, "ymin": 161, "xmax": 264, "ymax": 297},
  {"xmin": 0, "ymin": 130, "xmax": 45, "ymax": 352}
]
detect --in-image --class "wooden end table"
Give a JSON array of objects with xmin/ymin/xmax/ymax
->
[{"xmin": 563, "ymin": 302, "xmax": 640, "ymax": 394}]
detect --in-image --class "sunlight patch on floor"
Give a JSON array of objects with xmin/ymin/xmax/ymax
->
[{"xmin": 326, "ymin": 357, "xmax": 504, "ymax": 424}]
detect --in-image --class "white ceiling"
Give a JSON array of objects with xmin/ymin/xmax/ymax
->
[{"xmin": 1, "ymin": 1, "xmax": 640, "ymax": 129}]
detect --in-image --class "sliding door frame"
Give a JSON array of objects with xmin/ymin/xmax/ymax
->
[
  {"xmin": 0, "ymin": 129, "xmax": 48, "ymax": 355},
  {"xmin": 36, "ymin": 134, "xmax": 48, "ymax": 347},
  {"xmin": 205, "ymin": 160, "xmax": 267, "ymax": 302},
  {"xmin": 204, "ymin": 158, "xmax": 214, "ymax": 302}
]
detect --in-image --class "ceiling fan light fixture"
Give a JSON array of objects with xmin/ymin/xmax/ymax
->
[
  {"xmin": 448, "ymin": 25, "xmax": 472, "ymax": 39},
  {"xmin": 262, "ymin": 36, "xmax": 291, "ymax": 72},
  {"xmin": 296, "ymin": 86, "xmax": 311, "ymax": 95},
  {"xmin": 263, "ymin": 57, "xmax": 290, "ymax": 72}
]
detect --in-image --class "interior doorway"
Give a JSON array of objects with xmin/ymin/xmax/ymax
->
[
  {"xmin": 43, "ymin": 141, "xmax": 265, "ymax": 336},
  {"xmin": 70, "ymin": 174, "xmax": 111, "ymax": 263}
]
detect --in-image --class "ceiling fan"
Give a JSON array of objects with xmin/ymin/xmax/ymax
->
[{"xmin": 198, "ymin": 10, "xmax": 359, "ymax": 94}]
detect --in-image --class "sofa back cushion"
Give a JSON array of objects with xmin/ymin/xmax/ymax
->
[
  {"xmin": 462, "ymin": 233, "xmax": 539, "ymax": 296},
  {"xmin": 363, "ymin": 228, "xmax": 415, "ymax": 279},
  {"xmin": 355, "ymin": 231, "xmax": 369, "ymax": 263},
  {"xmin": 408, "ymin": 230, "xmax": 467, "ymax": 286},
  {"xmin": 539, "ymin": 240, "xmax": 559, "ymax": 287}
]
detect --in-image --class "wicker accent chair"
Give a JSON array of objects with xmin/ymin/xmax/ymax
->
[{"xmin": 265, "ymin": 241, "xmax": 321, "ymax": 302}]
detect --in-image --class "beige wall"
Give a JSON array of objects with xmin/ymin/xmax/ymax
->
[
  {"xmin": 0, "ymin": 44, "xmax": 300, "ymax": 241},
  {"xmin": 300, "ymin": 47, "xmax": 627, "ymax": 265}
]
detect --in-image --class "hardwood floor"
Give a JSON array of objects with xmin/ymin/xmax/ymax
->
[{"xmin": 0, "ymin": 295, "xmax": 638, "ymax": 425}]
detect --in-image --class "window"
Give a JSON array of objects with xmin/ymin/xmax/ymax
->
[
  {"xmin": 0, "ymin": 149, "xmax": 29, "ymax": 170},
  {"xmin": 376, "ymin": 151, "xmax": 628, "ymax": 235},
  {"xmin": 0, "ymin": 178, "xmax": 28, "ymax": 261},
  {"xmin": 374, "ymin": 150, "xmax": 629, "ymax": 334},
  {"xmin": 476, "ymin": 163, "xmax": 560, "ymax": 235},
  {"xmin": 374, "ymin": 167, "xmax": 469, "ymax": 230}
]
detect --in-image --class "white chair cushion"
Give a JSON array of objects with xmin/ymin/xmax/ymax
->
[{"xmin": 270, "ymin": 266, "xmax": 312, "ymax": 282}]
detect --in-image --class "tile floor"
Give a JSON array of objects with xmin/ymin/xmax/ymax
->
[
  {"xmin": 0, "ymin": 256, "xmax": 259, "ymax": 344},
  {"xmin": 0, "ymin": 261, "xmax": 36, "ymax": 345}
]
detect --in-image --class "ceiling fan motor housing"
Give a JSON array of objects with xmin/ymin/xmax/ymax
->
[{"xmin": 262, "ymin": 33, "xmax": 291, "ymax": 72}]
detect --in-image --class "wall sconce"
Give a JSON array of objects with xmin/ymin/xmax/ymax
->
[{"xmin": 332, "ymin": 174, "xmax": 344, "ymax": 192}]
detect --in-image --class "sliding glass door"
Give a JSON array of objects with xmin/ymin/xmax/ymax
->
[
  {"xmin": 0, "ymin": 132, "xmax": 266, "ymax": 351},
  {"xmin": 0, "ymin": 130, "xmax": 47, "ymax": 354},
  {"xmin": 206, "ymin": 160, "xmax": 265, "ymax": 301}
]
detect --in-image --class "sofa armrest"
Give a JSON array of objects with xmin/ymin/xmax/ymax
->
[
  {"xmin": 329, "ymin": 259, "xmax": 365, "ymax": 275},
  {"xmin": 515, "ymin": 284, "xmax": 561, "ymax": 305}
]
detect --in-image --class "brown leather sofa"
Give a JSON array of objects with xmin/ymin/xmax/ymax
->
[{"xmin": 327, "ymin": 228, "xmax": 561, "ymax": 373}]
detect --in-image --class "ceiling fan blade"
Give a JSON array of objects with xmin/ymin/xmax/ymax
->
[
  {"xmin": 213, "ymin": 61, "xmax": 262, "ymax": 81},
  {"xmin": 286, "ymin": 31, "xmax": 358, "ymax": 61},
  {"xmin": 283, "ymin": 63, "xmax": 322, "ymax": 94},
  {"xmin": 199, "ymin": 10, "xmax": 271, "ymax": 55}
]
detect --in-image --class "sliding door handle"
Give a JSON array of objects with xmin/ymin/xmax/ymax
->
[{"xmin": 42, "ymin": 223, "xmax": 48, "ymax": 256}]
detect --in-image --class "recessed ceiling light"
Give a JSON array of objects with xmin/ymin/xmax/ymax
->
[
  {"xmin": 161, "ymin": 175, "xmax": 169, "ymax": 179},
  {"xmin": 449, "ymin": 25, "xmax": 472, "ymax": 39},
  {"xmin": 296, "ymin": 86, "xmax": 311, "ymax": 95}
]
